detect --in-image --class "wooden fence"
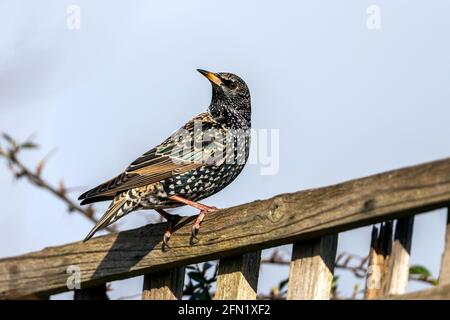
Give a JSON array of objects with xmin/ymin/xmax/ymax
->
[{"xmin": 1, "ymin": 157, "xmax": 450, "ymax": 300}]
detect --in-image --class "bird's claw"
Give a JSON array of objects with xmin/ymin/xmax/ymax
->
[
  {"xmin": 189, "ymin": 207, "xmax": 219, "ymax": 244},
  {"xmin": 161, "ymin": 214, "xmax": 181, "ymax": 251},
  {"xmin": 162, "ymin": 228, "xmax": 172, "ymax": 251},
  {"xmin": 191, "ymin": 223, "xmax": 200, "ymax": 237}
]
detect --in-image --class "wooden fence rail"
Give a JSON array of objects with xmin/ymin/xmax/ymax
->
[{"xmin": 1, "ymin": 158, "xmax": 450, "ymax": 300}]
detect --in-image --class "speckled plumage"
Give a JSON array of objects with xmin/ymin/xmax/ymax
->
[{"xmin": 79, "ymin": 70, "xmax": 251, "ymax": 241}]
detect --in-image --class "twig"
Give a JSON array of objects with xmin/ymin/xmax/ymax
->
[
  {"xmin": 261, "ymin": 250, "xmax": 437, "ymax": 286},
  {"xmin": 335, "ymin": 252, "xmax": 368, "ymax": 279},
  {"xmin": 0, "ymin": 133, "xmax": 115, "ymax": 232}
]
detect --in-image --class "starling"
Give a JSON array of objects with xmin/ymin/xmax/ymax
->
[{"xmin": 78, "ymin": 69, "xmax": 251, "ymax": 245}]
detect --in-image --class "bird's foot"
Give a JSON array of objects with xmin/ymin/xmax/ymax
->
[
  {"xmin": 167, "ymin": 196, "xmax": 220, "ymax": 243},
  {"xmin": 162, "ymin": 222, "xmax": 175, "ymax": 250},
  {"xmin": 155, "ymin": 209, "xmax": 181, "ymax": 250},
  {"xmin": 190, "ymin": 206, "xmax": 219, "ymax": 243}
]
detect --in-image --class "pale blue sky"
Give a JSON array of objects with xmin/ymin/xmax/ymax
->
[{"xmin": 1, "ymin": 0, "xmax": 449, "ymax": 299}]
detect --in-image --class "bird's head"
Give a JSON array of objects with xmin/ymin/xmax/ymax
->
[{"xmin": 197, "ymin": 69, "xmax": 251, "ymax": 129}]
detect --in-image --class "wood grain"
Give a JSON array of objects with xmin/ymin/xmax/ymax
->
[
  {"xmin": 215, "ymin": 251, "xmax": 261, "ymax": 300},
  {"xmin": 364, "ymin": 222, "xmax": 393, "ymax": 299},
  {"xmin": 1, "ymin": 157, "xmax": 450, "ymax": 299},
  {"xmin": 142, "ymin": 267, "xmax": 185, "ymax": 300},
  {"xmin": 385, "ymin": 284, "xmax": 450, "ymax": 300},
  {"xmin": 439, "ymin": 208, "xmax": 450, "ymax": 285},
  {"xmin": 287, "ymin": 235, "xmax": 338, "ymax": 300},
  {"xmin": 384, "ymin": 216, "xmax": 414, "ymax": 295}
]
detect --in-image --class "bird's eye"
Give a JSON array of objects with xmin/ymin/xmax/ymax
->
[{"xmin": 223, "ymin": 79, "xmax": 237, "ymax": 90}]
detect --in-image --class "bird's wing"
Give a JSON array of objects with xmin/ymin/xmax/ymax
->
[{"xmin": 78, "ymin": 113, "xmax": 225, "ymax": 204}]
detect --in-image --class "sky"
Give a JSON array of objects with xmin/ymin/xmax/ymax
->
[{"xmin": 0, "ymin": 0, "xmax": 449, "ymax": 299}]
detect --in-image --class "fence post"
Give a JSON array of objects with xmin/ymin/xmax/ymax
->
[
  {"xmin": 287, "ymin": 234, "xmax": 338, "ymax": 300},
  {"xmin": 364, "ymin": 222, "xmax": 393, "ymax": 299},
  {"xmin": 142, "ymin": 267, "xmax": 185, "ymax": 300},
  {"xmin": 74, "ymin": 283, "xmax": 108, "ymax": 300},
  {"xmin": 215, "ymin": 251, "xmax": 261, "ymax": 300},
  {"xmin": 384, "ymin": 216, "xmax": 414, "ymax": 295},
  {"xmin": 439, "ymin": 208, "xmax": 450, "ymax": 285}
]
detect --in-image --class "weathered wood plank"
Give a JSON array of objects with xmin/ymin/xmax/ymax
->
[
  {"xmin": 1, "ymin": 158, "xmax": 450, "ymax": 299},
  {"xmin": 385, "ymin": 283, "xmax": 450, "ymax": 300},
  {"xmin": 287, "ymin": 235, "xmax": 338, "ymax": 300},
  {"xmin": 215, "ymin": 251, "xmax": 261, "ymax": 300},
  {"xmin": 142, "ymin": 267, "xmax": 185, "ymax": 300},
  {"xmin": 74, "ymin": 284, "xmax": 108, "ymax": 300},
  {"xmin": 364, "ymin": 222, "xmax": 393, "ymax": 299},
  {"xmin": 384, "ymin": 216, "xmax": 414, "ymax": 295},
  {"xmin": 439, "ymin": 208, "xmax": 450, "ymax": 285}
]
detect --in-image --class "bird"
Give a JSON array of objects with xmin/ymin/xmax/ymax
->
[{"xmin": 78, "ymin": 69, "xmax": 251, "ymax": 246}]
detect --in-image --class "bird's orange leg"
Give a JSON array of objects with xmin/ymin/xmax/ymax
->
[
  {"xmin": 169, "ymin": 195, "xmax": 219, "ymax": 239},
  {"xmin": 155, "ymin": 208, "xmax": 180, "ymax": 249}
]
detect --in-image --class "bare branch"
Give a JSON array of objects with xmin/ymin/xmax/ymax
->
[
  {"xmin": 0, "ymin": 134, "xmax": 115, "ymax": 232},
  {"xmin": 261, "ymin": 250, "xmax": 437, "ymax": 286}
]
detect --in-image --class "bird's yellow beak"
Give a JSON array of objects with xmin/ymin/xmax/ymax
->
[{"xmin": 197, "ymin": 69, "xmax": 222, "ymax": 86}]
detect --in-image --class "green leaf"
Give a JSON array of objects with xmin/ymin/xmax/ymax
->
[
  {"xmin": 183, "ymin": 281, "xmax": 194, "ymax": 295},
  {"xmin": 409, "ymin": 265, "xmax": 432, "ymax": 278},
  {"xmin": 2, "ymin": 133, "xmax": 15, "ymax": 145},
  {"xmin": 203, "ymin": 262, "xmax": 213, "ymax": 272},
  {"xmin": 190, "ymin": 292, "xmax": 201, "ymax": 300},
  {"xmin": 19, "ymin": 142, "xmax": 38, "ymax": 149},
  {"xmin": 278, "ymin": 278, "xmax": 288, "ymax": 291},
  {"xmin": 192, "ymin": 283, "xmax": 204, "ymax": 290},
  {"xmin": 198, "ymin": 290, "xmax": 211, "ymax": 300},
  {"xmin": 188, "ymin": 272, "xmax": 207, "ymax": 284},
  {"xmin": 332, "ymin": 275, "xmax": 339, "ymax": 290}
]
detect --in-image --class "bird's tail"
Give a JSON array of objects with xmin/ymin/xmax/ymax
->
[{"xmin": 83, "ymin": 194, "xmax": 129, "ymax": 242}]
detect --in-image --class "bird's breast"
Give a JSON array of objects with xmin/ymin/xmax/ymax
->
[{"xmin": 160, "ymin": 161, "xmax": 245, "ymax": 202}]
